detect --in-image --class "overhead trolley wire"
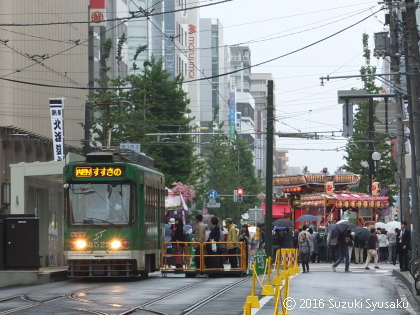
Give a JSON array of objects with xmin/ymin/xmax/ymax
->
[{"xmin": 0, "ymin": 7, "xmax": 384, "ymax": 89}]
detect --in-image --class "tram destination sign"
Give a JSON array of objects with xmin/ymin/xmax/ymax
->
[{"xmin": 74, "ymin": 165, "xmax": 125, "ymax": 178}]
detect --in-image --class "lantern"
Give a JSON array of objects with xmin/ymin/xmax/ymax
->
[
  {"xmin": 357, "ymin": 201, "xmax": 362, "ymax": 208},
  {"xmin": 369, "ymin": 200, "xmax": 375, "ymax": 208},
  {"xmin": 325, "ymin": 181, "xmax": 334, "ymax": 195},
  {"xmin": 350, "ymin": 201, "xmax": 356, "ymax": 208},
  {"xmin": 376, "ymin": 201, "xmax": 382, "ymax": 208},
  {"xmin": 344, "ymin": 201, "xmax": 349, "ymax": 208},
  {"xmin": 362, "ymin": 200, "xmax": 368, "ymax": 208},
  {"xmin": 337, "ymin": 201, "xmax": 343, "ymax": 208}
]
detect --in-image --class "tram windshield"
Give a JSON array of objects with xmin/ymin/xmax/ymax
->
[{"xmin": 68, "ymin": 183, "xmax": 132, "ymax": 225}]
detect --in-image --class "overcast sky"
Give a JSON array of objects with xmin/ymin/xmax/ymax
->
[{"xmin": 201, "ymin": 0, "xmax": 385, "ymax": 173}]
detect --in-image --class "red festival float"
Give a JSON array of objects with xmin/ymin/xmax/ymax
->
[{"xmin": 271, "ymin": 173, "xmax": 389, "ymax": 228}]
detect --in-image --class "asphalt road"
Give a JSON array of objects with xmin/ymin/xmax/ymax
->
[
  {"xmin": 255, "ymin": 263, "xmax": 420, "ymax": 315},
  {"xmin": 0, "ymin": 263, "xmax": 419, "ymax": 315}
]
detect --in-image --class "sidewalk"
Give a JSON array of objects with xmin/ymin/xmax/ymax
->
[
  {"xmin": 251, "ymin": 263, "xmax": 420, "ymax": 314},
  {"xmin": 393, "ymin": 268, "xmax": 420, "ymax": 305},
  {"xmin": 0, "ymin": 266, "xmax": 67, "ymax": 288}
]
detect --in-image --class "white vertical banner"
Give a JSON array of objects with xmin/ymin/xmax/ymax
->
[{"xmin": 49, "ymin": 98, "xmax": 65, "ymax": 161}]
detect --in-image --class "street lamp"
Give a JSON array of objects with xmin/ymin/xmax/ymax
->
[{"xmin": 372, "ymin": 151, "xmax": 381, "ymax": 178}]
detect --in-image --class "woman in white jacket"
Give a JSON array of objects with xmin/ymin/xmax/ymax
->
[{"xmin": 377, "ymin": 229, "xmax": 389, "ymax": 263}]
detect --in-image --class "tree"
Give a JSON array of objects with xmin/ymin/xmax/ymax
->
[
  {"xmin": 200, "ymin": 134, "xmax": 262, "ymax": 224},
  {"xmin": 344, "ymin": 34, "xmax": 397, "ymax": 193},
  {"xmin": 89, "ymin": 39, "xmax": 196, "ymax": 185}
]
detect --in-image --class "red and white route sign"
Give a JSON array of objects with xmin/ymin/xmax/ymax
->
[{"xmin": 90, "ymin": 0, "xmax": 106, "ymax": 26}]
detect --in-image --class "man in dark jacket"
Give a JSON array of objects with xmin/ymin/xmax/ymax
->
[
  {"xmin": 397, "ymin": 221, "xmax": 411, "ymax": 271},
  {"xmin": 331, "ymin": 232, "xmax": 350, "ymax": 272},
  {"xmin": 364, "ymin": 228, "xmax": 379, "ymax": 270}
]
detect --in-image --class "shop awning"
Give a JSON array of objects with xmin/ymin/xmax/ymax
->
[{"xmin": 262, "ymin": 203, "xmax": 291, "ymax": 218}]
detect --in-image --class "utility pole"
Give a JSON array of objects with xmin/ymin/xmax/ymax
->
[
  {"xmin": 404, "ymin": 0, "xmax": 420, "ymax": 256},
  {"xmin": 368, "ymin": 97, "xmax": 375, "ymax": 194},
  {"xmin": 387, "ymin": 1, "xmax": 410, "ymax": 223},
  {"xmin": 265, "ymin": 80, "xmax": 274, "ymax": 258},
  {"xmin": 86, "ymin": 7, "xmax": 94, "ymax": 155}
]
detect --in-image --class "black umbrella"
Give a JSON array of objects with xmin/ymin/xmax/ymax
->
[
  {"xmin": 354, "ymin": 227, "xmax": 370, "ymax": 242},
  {"xmin": 296, "ymin": 214, "xmax": 319, "ymax": 222},
  {"xmin": 331, "ymin": 221, "xmax": 356, "ymax": 238},
  {"xmin": 272, "ymin": 218, "xmax": 293, "ymax": 228},
  {"xmin": 326, "ymin": 224, "xmax": 336, "ymax": 231}
]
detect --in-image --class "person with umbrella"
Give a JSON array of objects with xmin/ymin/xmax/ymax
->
[
  {"xmin": 364, "ymin": 228, "xmax": 380, "ymax": 270},
  {"xmin": 331, "ymin": 231, "xmax": 350, "ymax": 272}
]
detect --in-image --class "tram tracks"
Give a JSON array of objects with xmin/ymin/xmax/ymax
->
[
  {"xmin": 119, "ymin": 276, "xmax": 251, "ymax": 315},
  {"xmin": 0, "ymin": 275, "xmax": 250, "ymax": 315},
  {"xmin": 0, "ymin": 284, "xmax": 107, "ymax": 315}
]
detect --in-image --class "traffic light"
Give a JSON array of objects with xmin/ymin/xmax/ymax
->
[{"xmin": 237, "ymin": 188, "xmax": 243, "ymax": 202}]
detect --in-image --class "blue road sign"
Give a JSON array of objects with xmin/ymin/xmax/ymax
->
[{"xmin": 207, "ymin": 189, "xmax": 219, "ymax": 199}]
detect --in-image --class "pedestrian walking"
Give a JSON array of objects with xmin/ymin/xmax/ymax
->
[
  {"xmin": 364, "ymin": 228, "xmax": 380, "ymax": 270},
  {"xmin": 397, "ymin": 221, "xmax": 411, "ymax": 271},
  {"xmin": 387, "ymin": 228, "xmax": 398, "ymax": 265},
  {"xmin": 298, "ymin": 232, "xmax": 313, "ymax": 273},
  {"xmin": 226, "ymin": 218, "xmax": 239, "ymax": 269},
  {"xmin": 331, "ymin": 232, "xmax": 350, "ymax": 272}
]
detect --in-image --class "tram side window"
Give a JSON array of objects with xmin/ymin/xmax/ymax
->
[{"xmin": 145, "ymin": 185, "xmax": 158, "ymax": 223}]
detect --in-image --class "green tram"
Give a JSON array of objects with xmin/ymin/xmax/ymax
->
[{"xmin": 63, "ymin": 152, "xmax": 165, "ymax": 278}]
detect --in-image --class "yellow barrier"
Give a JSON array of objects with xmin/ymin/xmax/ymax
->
[
  {"xmin": 160, "ymin": 241, "xmax": 247, "ymax": 273},
  {"xmin": 261, "ymin": 256, "xmax": 274, "ymax": 296},
  {"xmin": 243, "ymin": 262, "xmax": 260, "ymax": 309}
]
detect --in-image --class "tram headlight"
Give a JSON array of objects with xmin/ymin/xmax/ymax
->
[
  {"xmin": 110, "ymin": 240, "xmax": 122, "ymax": 249},
  {"xmin": 75, "ymin": 239, "xmax": 87, "ymax": 250}
]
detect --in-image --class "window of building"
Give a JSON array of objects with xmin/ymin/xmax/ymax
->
[
  {"xmin": 251, "ymin": 91, "xmax": 266, "ymax": 97},
  {"xmin": 251, "ymin": 79, "xmax": 267, "ymax": 85},
  {"xmin": 237, "ymin": 102, "xmax": 255, "ymax": 119}
]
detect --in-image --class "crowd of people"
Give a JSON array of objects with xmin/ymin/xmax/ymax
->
[
  {"xmin": 286, "ymin": 221, "xmax": 411, "ymax": 273},
  {"xmin": 165, "ymin": 214, "xmax": 412, "ymax": 274},
  {"xmin": 165, "ymin": 214, "xmax": 266, "ymax": 270}
]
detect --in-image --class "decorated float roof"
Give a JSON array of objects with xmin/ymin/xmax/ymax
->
[{"xmin": 273, "ymin": 173, "xmax": 360, "ymax": 187}]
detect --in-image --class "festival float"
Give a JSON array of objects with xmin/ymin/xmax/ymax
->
[{"xmin": 272, "ymin": 172, "xmax": 389, "ymax": 228}]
